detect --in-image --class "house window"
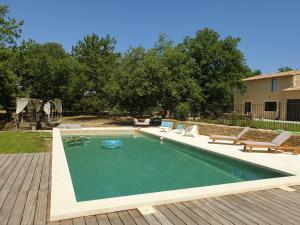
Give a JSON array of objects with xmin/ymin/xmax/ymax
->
[
  {"xmin": 270, "ymin": 79, "xmax": 278, "ymax": 92},
  {"xmin": 244, "ymin": 102, "xmax": 251, "ymax": 114},
  {"xmin": 265, "ymin": 102, "xmax": 277, "ymax": 111}
]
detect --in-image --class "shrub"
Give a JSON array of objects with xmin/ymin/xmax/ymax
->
[
  {"xmin": 175, "ymin": 103, "xmax": 191, "ymax": 120},
  {"xmin": 109, "ymin": 106, "xmax": 123, "ymax": 117}
]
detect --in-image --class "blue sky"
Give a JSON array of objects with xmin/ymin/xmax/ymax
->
[{"xmin": 3, "ymin": 0, "xmax": 300, "ymax": 73}]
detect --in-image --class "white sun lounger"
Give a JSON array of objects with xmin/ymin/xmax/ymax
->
[
  {"xmin": 134, "ymin": 118, "xmax": 150, "ymax": 126},
  {"xmin": 183, "ymin": 125, "xmax": 199, "ymax": 137},
  {"xmin": 242, "ymin": 131, "xmax": 299, "ymax": 153},
  {"xmin": 209, "ymin": 127, "xmax": 250, "ymax": 145}
]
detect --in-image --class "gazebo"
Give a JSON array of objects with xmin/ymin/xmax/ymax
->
[
  {"xmin": 43, "ymin": 98, "xmax": 63, "ymax": 121},
  {"xmin": 16, "ymin": 98, "xmax": 42, "ymax": 120},
  {"xmin": 15, "ymin": 98, "xmax": 63, "ymax": 129},
  {"xmin": 15, "ymin": 98, "xmax": 43, "ymax": 129}
]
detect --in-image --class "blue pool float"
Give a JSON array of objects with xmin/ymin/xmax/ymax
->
[{"xmin": 102, "ymin": 139, "xmax": 123, "ymax": 149}]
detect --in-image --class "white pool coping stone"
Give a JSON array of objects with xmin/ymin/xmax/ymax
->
[{"xmin": 50, "ymin": 127, "xmax": 300, "ymax": 221}]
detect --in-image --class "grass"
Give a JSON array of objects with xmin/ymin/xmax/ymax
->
[
  {"xmin": 0, "ymin": 131, "xmax": 52, "ymax": 154},
  {"xmin": 59, "ymin": 115, "xmax": 133, "ymax": 127},
  {"xmin": 194, "ymin": 117, "xmax": 300, "ymax": 132}
]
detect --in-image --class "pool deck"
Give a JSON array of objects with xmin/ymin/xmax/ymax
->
[
  {"xmin": 1, "ymin": 152, "xmax": 300, "ymax": 224},
  {"xmin": 140, "ymin": 127, "xmax": 300, "ymax": 176}
]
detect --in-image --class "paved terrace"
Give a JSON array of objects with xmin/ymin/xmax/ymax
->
[{"xmin": 0, "ymin": 149, "xmax": 300, "ymax": 224}]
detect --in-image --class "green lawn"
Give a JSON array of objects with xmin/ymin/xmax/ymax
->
[{"xmin": 0, "ymin": 131, "xmax": 52, "ymax": 153}]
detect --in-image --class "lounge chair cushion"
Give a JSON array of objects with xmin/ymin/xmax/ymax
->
[
  {"xmin": 175, "ymin": 124, "xmax": 184, "ymax": 130},
  {"xmin": 210, "ymin": 135, "xmax": 238, "ymax": 141},
  {"xmin": 271, "ymin": 131, "xmax": 291, "ymax": 146},
  {"xmin": 184, "ymin": 125, "xmax": 199, "ymax": 137},
  {"xmin": 160, "ymin": 121, "xmax": 174, "ymax": 128},
  {"xmin": 236, "ymin": 127, "xmax": 250, "ymax": 139}
]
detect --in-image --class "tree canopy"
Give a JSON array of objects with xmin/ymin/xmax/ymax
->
[
  {"xmin": 278, "ymin": 66, "xmax": 293, "ymax": 72},
  {"xmin": 0, "ymin": 4, "xmax": 255, "ymax": 117}
]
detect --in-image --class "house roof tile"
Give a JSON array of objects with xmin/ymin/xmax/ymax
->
[{"xmin": 242, "ymin": 70, "xmax": 300, "ymax": 81}]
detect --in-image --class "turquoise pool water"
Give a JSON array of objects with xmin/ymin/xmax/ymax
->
[{"xmin": 62, "ymin": 131, "xmax": 289, "ymax": 202}]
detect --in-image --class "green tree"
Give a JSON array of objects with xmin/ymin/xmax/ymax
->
[
  {"xmin": 0, "ymin": 48, "xmax": 18, "ymax": 109},
  {"xmin": 0, "ymin": 5, "xmax": 23, "ymax": 48},
  {"xmin": 278, "ymin": 66, "xmax": 293, "ymax": 72},
  {"xmin": 71, "ymin": 34, "xmax": 119, "ymax": 111},
  {"xmin": 182, "ymin": 28, "xmax": 251, "ymax": 114},
  {"xmin": 0, "ymin": 4, "xmax": 23, "ymax": 110},
  {"xmin": 14, "ymin": 40, "xmax": 86, "ymax": 110},
  {"xmin": 252, "ymin": 69, "xmax": 262, "ymax": 75},
  {"xmin": 155, "ymin": 35, "xmax": 203, "ymax": 117},
  {"xmin": 110, "ymin": 47, "xmax": 167, "ymax": 113},
  {"xmin": 175, "ymin": 102, "xmax": 191, "ymax": 120}
]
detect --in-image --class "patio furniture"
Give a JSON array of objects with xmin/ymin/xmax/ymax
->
[
  {"xmin": 172, "ymin": 124, "xmax": 185, "ymax": 134},
  {"xmin": 210, "ymin": 127, "xmax": 250, "ymax": 145},
  {"xmin": 159, "ymin": 121, "xmax": 174, "ymax": 132},
  {"xmin": 133, "ymin": 118, "xmax": 150, "ymax": 126},
  {"xmin": 242, "ymin": 131, "xmax": 295, "ymax": 153},
  {"xmin": 183, "ymin": 125, "xmax": 199, "ymax": 137}
]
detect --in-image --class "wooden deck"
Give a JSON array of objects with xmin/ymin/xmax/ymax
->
[{"xmin": 0, "ymin": 153, "xmax": 300, "ymax": 225}]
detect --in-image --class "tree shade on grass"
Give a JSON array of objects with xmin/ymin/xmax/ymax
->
[{"xmin": 0, "ymin": 131, "xmax": 51, "ymax": 153}]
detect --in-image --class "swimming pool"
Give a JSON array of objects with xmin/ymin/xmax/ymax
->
[
  {"xmin": 51, "ymin": 127, "xmax": 300, "ymax": 221},
  {"xmin": 62, "ymin": 130, "xmax": 288, "ymax": 202}
]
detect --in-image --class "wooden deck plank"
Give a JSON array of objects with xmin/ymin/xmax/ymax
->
[
  {"xmin": 95, "ymin": 214, "xmax": 111, "ymax": 225},
  {"xmin": 127, "ymin": 209, "xmax": 149, "ymax": 225},
  {"xmin": 151, "ymin": 210, "xmax": 173, "ymax": 225},
  {"xmin": 205, "ymin": 197, "xmax": 257, "ymax": 225},
  {"xmin": 260, "ymin": 189, "xmax": 300, "ymax": 213},
  {"xmin": 197, "ymin": 199, "xmax": 247, "ymax": 225},
  {"xmin": 20, "ymin": 154, "xmax": 39, "ymax": 192},
  {"xmin": 48, "ymin": 221, "xmax": 60, "ymax": 225},
  {"xmin": 7, "ymin": 154, "xmax": 40, "ymax": 225},
  {"xmin": 270, "ymin": 188, "xmax": 300, "ymax": 203},
  {"xmin": 0, "ymin": 154, "xmax": 21, "ymax": 190},
  {"xmin": 84, "ymin": 215, "xmax": 98, "ymax": 225},
  {"xmin": 39, "ymin": 153, "xmax": 51, "ymax": 190},
  {"xmin": 217, "ymin": 195, "xmax": 282, "ymax": 225},
  {"xmin": 173, "ymin": 202, "xmax": 210, "ymax": 225},
  {"xmin": 7, "ymin": 191, "xmax": 28, "ymax": 225},
  {"xmin": 21, "ymin": 190, "xmax": 39, "ymax": 225},
  {"xmin": 30, "ymin": 153, "xmax": 45, "ymax": 190},
  {"xmin": 34, "ymin": 190, "xmax": 48, "ymax": 225},
  {"xmin": 0, "ymin": 154, "xmax": 27, "ymax": 191},
  {"xmin": 227, "ymin": 194, "xmax": 291, "ymax": 225},
  {"xmin": 21, "ymin": 154, "xmax": 46, "ymax": 225},
  {"xmin": 10, "ymin": 154, "xmax": 33, "ymax": 193},
  {"xmin": 249, "ymin": 191, "xmax": 300, "ymax": 220},
  {"xmin": 118, "ymin": 211, "xmax": 136, "ymax": 225},
  {"xmin": 182, "ymin": 201, "xmax": 223, "ymax": 225},
  {"xmin": 166, "ymin": 203, "xmax": 198, "ymax": 225},
  {"xmin": 107, "ymin": 212, "xmax": 124, "ymax": 225},
  {"xmin": 241, "ymin": 192, "xmax": 300, "ymax": 224},
  {"xmin": 140, "ymin": 214, "xmax": 161, "ymax": 225},
  {"xmin": 190, "ymin": 200, "xmax": 233, "ymax": 225},
  {"xmin": 0, "ymin": 154, "xmax": 32, "ymax": 225},
  {"xmin": 60, "ymin": 219, "xmax": 73, "ymax": 225},
  {"xmin": 72, "ymin": 217, "xmax": 85, "ymax": 225},
  {"xmin": 156, "ymin": 205, "xmax": 185, "ymax": 225},
  {"xmin": 0, "ymin": 154, "xmax": 14, "ymax": 173},
  {"xmin": 0, "ymin": 154, "xmax": 10, "ymax": 169}
]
